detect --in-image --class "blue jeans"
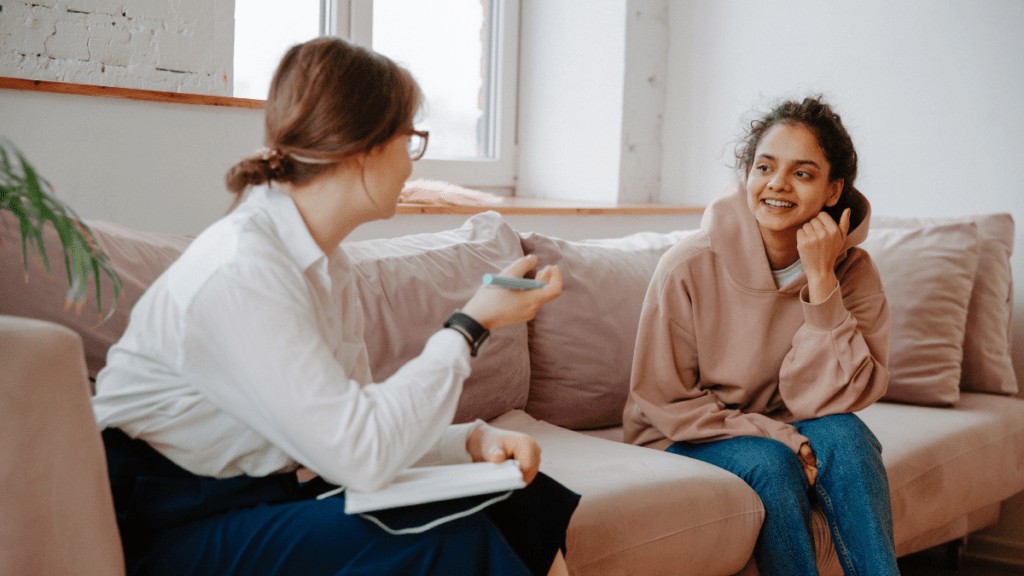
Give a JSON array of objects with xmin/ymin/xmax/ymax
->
[{"xmin": 667, "ymin": 413, "xmax": 898, "ymax": 576}]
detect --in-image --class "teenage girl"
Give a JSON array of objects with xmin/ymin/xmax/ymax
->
[{"xmin": 625, "ymin": 96, "xmax": 898, "ymax": 575}]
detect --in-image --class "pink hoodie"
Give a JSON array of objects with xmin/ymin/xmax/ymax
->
[{"xmin": 623, "ymin": 186, "xmax": 890, "ymax": 453}]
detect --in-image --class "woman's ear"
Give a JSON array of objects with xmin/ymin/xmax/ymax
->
[
  {"xmin": 825, "ymin": 178, "xmax": 845, "ymax": 207},
  {"xmin": 339, "ymin": 152, "xmax": 366, "ymax": 174}
]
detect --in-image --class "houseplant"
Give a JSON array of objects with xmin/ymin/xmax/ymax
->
[{"xmin": 0, "ymin": 138, "xmax": 121, "ymax": 319}]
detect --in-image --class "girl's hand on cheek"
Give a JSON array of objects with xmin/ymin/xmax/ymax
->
[{"xmin": 798, "ymin": 208, "xmax": 850, "ymax": 303}]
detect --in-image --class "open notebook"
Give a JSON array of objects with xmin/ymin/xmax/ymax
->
[{"xmin": 337, "ymin": 460, "xmax": 526, "ymax": 514}]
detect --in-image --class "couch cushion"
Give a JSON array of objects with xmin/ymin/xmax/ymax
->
[
  {"xmin": 343, "ymin": 211, "xmax": 529, "ymax": 423},
  {"xmin": 0, "ymin": 219, "xmax": 191, "ymax": 378},
  {"xmin": 857, "ymin": 393, "xmax": 1024, "ymax": 555},
  {"xmin": 860, "ymin": 222, "xmax": 980, "ymax": 406},
  {"xmin": 578, "ymin": 392, "xmax": 1024, "ymax": 568},
  {"xmin": 0, "ymin": 316, "xmax": 125, "ymax": 575},
  {"xmin": 490, "ymin": 409, "xmax": 764, "ymax": 576},
  {"xmin": 576, "ymin": 430, "xmax": 844, "ymax": 576},
  {"xmin": 873, "ymin": 214, "xmax": 1017, "ymax": 396},
  {"xmin": 520, "ymin": 230, "xmax": 693, "ymax": 429}
]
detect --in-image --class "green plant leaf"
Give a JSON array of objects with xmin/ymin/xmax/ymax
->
[{"xmin": 0, "ymin": 137, "xmax": 122, "ymax": 321}]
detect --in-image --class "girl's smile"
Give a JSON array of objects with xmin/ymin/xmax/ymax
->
[{"xmin": 746, "ymin": 122, "xmax": 843, "ymax": 240}]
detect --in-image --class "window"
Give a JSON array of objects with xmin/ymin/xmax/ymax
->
[
  {"xmin": 233, "ymin": 1, "xmax": 321, "ymax": 101},
  {"xmin": 235, "ymin": 0, "xmax": 519, "ymax": 189}
]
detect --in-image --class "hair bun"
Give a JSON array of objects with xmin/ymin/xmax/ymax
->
[
  {"xmin": 259, "ymin": 148, "xmax": 286, "ymax": 177},
  {"xmin": 225, "ymin": 153, "xmax": 275, "ymax": 194}
]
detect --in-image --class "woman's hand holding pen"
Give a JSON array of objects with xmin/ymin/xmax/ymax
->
[
  {"xmin": 457, "ymin": 255, "xmax": 557, "ymax": 485},
  {"xmin": 461, "ymin": 254, "xmax": 563, "ymax": 331},
  {"xmin": 466, "ymin": 424, "xmax": 541, "ymax": 484}
]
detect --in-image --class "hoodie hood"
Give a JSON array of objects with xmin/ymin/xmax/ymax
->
[{"xmin": 703, "ymin": 180, "xmax": 872, "ymax": 291}]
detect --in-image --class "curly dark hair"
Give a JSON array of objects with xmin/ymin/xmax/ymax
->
[{"xmin": 734, "ymin": 96, "xmax": 858, "ymax": 210}]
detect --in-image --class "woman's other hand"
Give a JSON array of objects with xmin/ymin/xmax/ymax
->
[
  {"xmin": 466, "ymin": 424, "xmax": 541, "ymax": 484},
  {"xmin": 461, "ymin": 254, "xmax": 563, "ymax": 331},
  {"xmin": 798, "ymin": 442, "xmax": 819, "ymax": 487},
  {"xmin": 797, "ymin": 208, "xmax": 850, "ymax": 303}
]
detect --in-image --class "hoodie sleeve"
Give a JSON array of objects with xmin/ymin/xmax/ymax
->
[
  {"xmin": 627, "ymin": 263, "xmax": 809, "ymax": 453},
  {"xmin": 778, "ymin": 249, "xmax": 890, "ymax": 419}
]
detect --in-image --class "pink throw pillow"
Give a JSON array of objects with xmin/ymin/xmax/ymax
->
[
  {"xmin": 861, "ymin": 222, "xmax": 980, "ymax": 406},
  {"xmin": 343, "ymin": 211, "xmax": 530, "ymax": 423},
  {"xmin": 0, "ymin": 218, "xmax": 191, "ymax": 378},
  {"xmin": 520, "ymin": 230, "xmax": 693, "ymax": 429},
  {"xmin": 873, "ymin": 214, "xmax": 1016, "ymax": 396}
]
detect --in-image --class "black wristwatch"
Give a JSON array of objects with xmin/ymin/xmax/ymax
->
[{"xmin": 444, "ymin": 310, "xmax": 490, "ymax": 357}]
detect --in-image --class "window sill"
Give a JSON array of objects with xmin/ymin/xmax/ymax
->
[
  {"xmin": 1, "ymin": 78, "xmax": 705, "ymax": 219},
  {"xmin": 396, "ymin": 197, "xmax": 704, "ymax": 216}
]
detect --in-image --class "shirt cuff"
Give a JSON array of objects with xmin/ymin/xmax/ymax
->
[
  {"xmin": 440, "ymin": 419, "xmax": 485, "ymax": 464},
  {"xmin": 433, "ymin": 327, "xmax": 474, "ymax": 364},
  {"xmin": 799, "ymin": 284, "xmax": 849, "ymax": 330},
  {"xmin": 414, "ymin": 419, "xmax": 483, "ymax": 466},
  {"xmin": 779, "ymin": 429, "xmax": 811, "ymax": 454}
]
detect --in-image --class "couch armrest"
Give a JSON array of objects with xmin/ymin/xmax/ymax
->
[{"xmin": 0, "ymin": 315, "xmax": 124, "ymax": 576}]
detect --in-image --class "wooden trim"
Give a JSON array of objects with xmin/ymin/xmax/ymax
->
[
  {"xmin": 0, "ymin": 77, "xmax": 264, "ymax": 109},
  {"xmin": 396, "ymin": 197, "xmax": 703, "ymax": 216}
]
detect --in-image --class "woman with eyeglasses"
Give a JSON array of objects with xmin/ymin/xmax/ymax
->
[{"xmin": 92, "ymin": 37, "xmax": 577, "ymax": 576}]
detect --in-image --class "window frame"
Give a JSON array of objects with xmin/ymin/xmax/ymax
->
[{"xmin": 328, "ymin": 0, "xmax": 519, "ymax": 190}]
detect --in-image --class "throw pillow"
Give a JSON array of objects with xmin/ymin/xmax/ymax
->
[
  {"xmin": 873, "ymin": 214, "xmax": 1016, "ymax": 396},
  {"xmin": 520, "ymin": 229, "xmax": 694, "ymax": 429},
  {"xmin": 343, "ymin": 211, "xmax": 530, "ymax": 423},
  {"xmin": 0, "ymin": 218, "xmax": 191, "ymax": 378},
  {"xmin": 861, "ymin": 222, "xmax": 980, "ymax": 406}
]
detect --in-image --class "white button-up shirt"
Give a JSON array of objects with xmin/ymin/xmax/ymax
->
[{"xmin": 93, "ymin": 186, "xmax": 475, "ymax": 491}]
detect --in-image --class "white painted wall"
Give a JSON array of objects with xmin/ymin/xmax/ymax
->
[
  {"xmin": 619, "ymin": 0, "xmax": 668, "ymax": 204},
  {"xmin": 0, "ymin": 88, "xmax": 261, "ymax": 234},
  {"xmin": 517, "ymin": 0, "xmax": 627, "ymax": 203},
  {"xmin": 661, "ymin": 0, "xmax": 1024, "ymax": 216},
  {"xmin": 518, "ymin": 0, "xmax": 670, "ymax": 204},
  {"xmin": 0, "ymin": 0, "xmax": 234, "ymax": 95}
]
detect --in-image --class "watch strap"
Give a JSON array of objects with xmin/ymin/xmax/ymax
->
[{"xmin": 444, "ymin": 310, "xmax": 490, "ymax": 357}]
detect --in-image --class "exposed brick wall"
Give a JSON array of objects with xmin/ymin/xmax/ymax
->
[{"xmin": 0, "ymin": 0, "xmax": 234, "ymax": 95}]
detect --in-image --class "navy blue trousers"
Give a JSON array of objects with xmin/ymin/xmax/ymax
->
[{"xmin": 103, "ymin": 429, "xmax": 579, "ymax": 576}]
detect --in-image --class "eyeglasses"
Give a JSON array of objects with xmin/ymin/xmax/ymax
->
[{"xmin": 407, "ymin": 129, "xmax": 430, "ymax": 161}]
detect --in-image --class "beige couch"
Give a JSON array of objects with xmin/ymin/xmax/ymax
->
[{"xmin": 2, "ymin": 210, "xmax": 1023, "ymax": 576}]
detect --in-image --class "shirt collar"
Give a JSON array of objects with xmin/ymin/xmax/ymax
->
[{"xmin": 251, "ymin": 185, "xmax": 326, "ymax": 272}]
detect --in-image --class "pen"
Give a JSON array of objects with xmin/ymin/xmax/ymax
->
[{"xmin": 482, "ymin": 274, "xmax": 547, "ymax": 290}]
